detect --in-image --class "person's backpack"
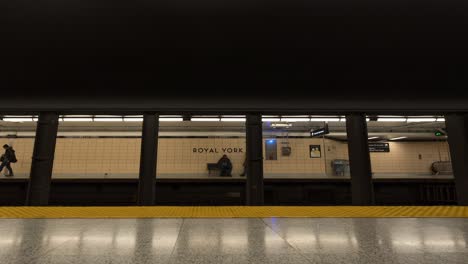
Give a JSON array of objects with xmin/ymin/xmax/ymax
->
[{"xmin": 9, "ymin": 150, "xmax": 17, "ymax": 163}]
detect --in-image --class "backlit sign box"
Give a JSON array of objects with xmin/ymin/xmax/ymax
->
[
  {"xmin": 369, "ymin": 143, "xmax": 390, "ymax": 152},
  {"xmin": 310, "ymin": 124, "xmax": 329, "ymax": 137}
]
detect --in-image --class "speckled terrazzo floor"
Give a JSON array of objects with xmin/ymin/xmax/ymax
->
[{"xmin": 1, "ymin": 218, "xmax": 467, "ymax": 263}]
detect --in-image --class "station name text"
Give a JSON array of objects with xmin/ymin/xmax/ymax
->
[{"xmin": 193, "ymin": 147, "xmax": 244, "ymax": 154}]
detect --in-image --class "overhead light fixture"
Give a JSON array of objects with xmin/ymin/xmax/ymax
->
[
  {"xmin": 93, "ymin": 116, "xmax": 123, "ymax": 122},
  {"xmin": 389, "ymin": 136, "xmax": 408, "ymax": 141},
  {"xmin": 377, "ymin": 117, "xmax": 407, "ymax": 122},
  {"xmin": 368, "ymin": 137, "xmax": 379, "ymax": 140},
  {"xmin": 191, "ymin": 117, "xmax": 221, "ymax": 122},
  {"xmin": 310, "ymin": 117, "xmax": 340, "ymax": 122},
  {"xmin": 159, "ymin": 117, "xmax": 183, "ymax": 122},
  {"xmin": 62, "ymin": 116, "xmax": 93, "ymax": 122},
  {"xmin": 262, "ymin": 118, "xmax": 281, "ymax": 122},
  {"xmin": 436, "ymin": 117, "xmax": 446, "ymax": 122},
  {"xmin": 123, "ymin": 116, "xmax": 143, "ymax": 122},
  {"xmin": 407, "ymin": 117, "xmax": 437, "ymax": 122},
  {"xmin": 220, "ymin": 117, "xmax": 246, "ymax": 122},
  {"xmin": 2, "ymin": 116, "xmax": 34, "ymax": 122},
  {"xmin": 281, "ymin": 117, "xmax": 310, "ymax": 122}
]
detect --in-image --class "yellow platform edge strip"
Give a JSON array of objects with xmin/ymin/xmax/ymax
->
[{"xmin": 0, "ymin": 206, "xmax": 467, "ymax": 218}]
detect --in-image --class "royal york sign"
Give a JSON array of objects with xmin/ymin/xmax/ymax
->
[{"xmin": 193, "ymin": 147, "xmax": 244, "ymax": 154}]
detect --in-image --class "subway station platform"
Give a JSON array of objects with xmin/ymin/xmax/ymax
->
[{"xmin": 1, "ymin": 214, "xmax": 468, "ymax": 264}]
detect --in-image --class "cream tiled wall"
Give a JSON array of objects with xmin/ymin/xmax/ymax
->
[
  {"xmin": 263, "ymin": 138, "xmax": 327, "ymax": 175},
  {"xmin": 157, "ymin": 138, "xmax": 246, "ymax": 175},
  {"xmin": 0, "ymin": 138, "xmax": 451, "ymax": 178},
  {"xmin": 52, "ymin": 138, "xmax": 141, "ymax": 176},
  {"xmin": 370, "ymin": 142, "xmax": 451, "ymax": 173}
]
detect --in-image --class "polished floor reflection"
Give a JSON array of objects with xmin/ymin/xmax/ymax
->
[{"xmin": 0, "ymin": 218, "xmax": 467, "ymax": 263}]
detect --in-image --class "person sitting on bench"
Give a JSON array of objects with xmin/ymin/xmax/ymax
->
[{"xmin": 217, "ymin": 155, "xmax": 233, "ymax": 177}]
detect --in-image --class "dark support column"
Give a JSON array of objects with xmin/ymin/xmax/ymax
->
[
  {"xmin": 246, "ymin": 113, "xmax": 264, "ymax": 205},
  {"xmin": 445, "ymin": 114, "xmax": 468, "ymax": 205},
  {"xmin": 26, "ymin": 112, "xmax": 59, "ymax": 206},
  {"xmin": 346, "ymin": 114, "xmax": 374, "ymax": 205},
  {"xmin": 137, "ymin": 113, "xmax": 159, "ymax": 205}
]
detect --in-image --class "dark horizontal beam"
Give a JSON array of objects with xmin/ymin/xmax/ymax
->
[{"xmin": 0, "ymin": 110, "xmax": 463, "ymax": 116}]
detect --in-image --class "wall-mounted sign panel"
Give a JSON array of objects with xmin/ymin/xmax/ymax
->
[
  {"xmin": 310, "ymin": 124, "xmax": 329, "ymax": 137},
  {"xmin": 369, "ymin": 143, "xmax": 390, "ymax": 152}
]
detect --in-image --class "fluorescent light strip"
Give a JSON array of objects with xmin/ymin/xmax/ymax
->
[
  {"xmin": 407, "ymin": 118, "xmax": 437, "ymax": 122},
  {"xmin": 310, "ymin": 118, "xmax": 340, "ymax": 122},
  {"xmin": 262, "ymin": 118, "xmax": 281, "ymax": 122},
  {"xmin": 377, "ymin": 118, "xmax": 407, "ymax": 122},
  {"xmin": 281, "ymin": 118, "xmax": 310, "ymax": 122},
  {"xmin": 390, "ymin": 136, "xmax": 408, "ymax": 140},
  {"xmin": 159, "ymin": 118, "xmax": 183, "ymax": 122},
  {"xmin": 62, "ymin": 117, "xmax": 93, "ymax": 122},
  {"xmin": 3, "ymin": 117, "xmax": 34, "ymax": 122},
  {"xmin": 94, "ymin": 116, "xmax": 123, "ymax": 122},
  {"xmin": 436, "ymin": 118, "xmax": 446, "ymax": 122},
  {"xmin": 368, "ymin": 137, "xmax": 379, "ymax": 140},
  {"xmin": 220, "ymin": 118, "xmax": 246, "ymax": 122},
  {"xmin": 123, "ymin": 116, "xmax": 143, "ymax": 122},
  {"xmin": 191, "ymin": 118, "xmax": 220, "ymax": 122}
]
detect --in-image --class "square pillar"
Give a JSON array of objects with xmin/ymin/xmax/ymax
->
[
  {"xmin": 137, "ymin": 113, "xmax": 159, "ymax": 205},
  {"xmin": 246, "ymin": 114, "xmax": 264, "ymax": 205},
  {"xmin": 346, "ymin": 114, "xmax": 374, "ymax": 205},
  {"xmin": 445, "ymin": 114, "xmax": 468, "ymax": 205},
  {"xmin": 26, "ymin": 112, "xmax": 59, "ymax": 206}
]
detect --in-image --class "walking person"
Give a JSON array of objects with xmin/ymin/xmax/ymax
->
[
  {"xmin": 0, "ymin": 144, "xmax": 17, "ymax": 177},
  {"xmin": 240, "ymin": 155, "xmax": 247, "ymax": 177}
]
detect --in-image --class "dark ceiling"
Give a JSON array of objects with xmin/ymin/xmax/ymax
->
[{"xmin": 1, "ymin": 0, "xmax": 467, "ymax": 111}]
